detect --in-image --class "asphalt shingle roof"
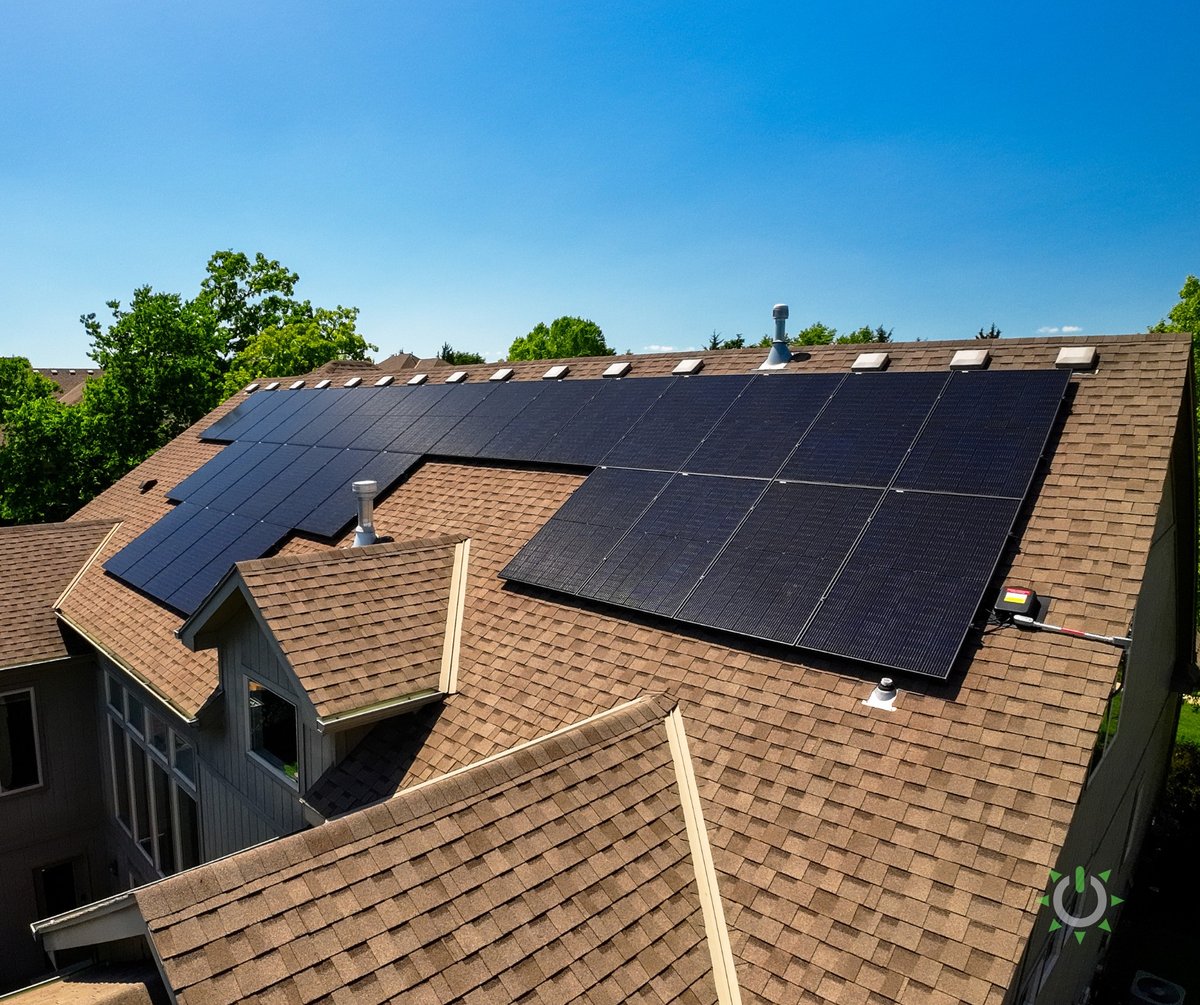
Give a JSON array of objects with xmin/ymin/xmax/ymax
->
[{"xmin": 57, "ymin": 331, "xmax": 1194, "ymax": 1002}]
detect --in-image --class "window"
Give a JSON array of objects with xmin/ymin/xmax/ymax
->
[
  {"xmin": 104, "ymin": 677, "xmax": 202, "ymax": 877},
  {"xmin": 247, "ymin": 680, "xmax": 299, "ymax": 785},
  {"xmin": 0, "ymin": 689, "xmax": 42, "ymax": 795}
]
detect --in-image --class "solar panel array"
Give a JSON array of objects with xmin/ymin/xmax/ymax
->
[{"xmin": 106, "ymin": 367, "xmax": 1069, "ymax": 678}]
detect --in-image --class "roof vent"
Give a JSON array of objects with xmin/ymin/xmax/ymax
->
[
  {"xmin": 50, "ymin": 369, "xmax": 59, "ymax": 375},
  {"xmin": 69, "ymin": 369, "xmax": 76, "ymax": 375},
  {"xmin": 352, "ymin": 480, "xmax": 379, "ymax": 547},
  {"xmin": 407, "ymin": 373, "xmax": 428, "ymax": 385},
  {"xmin": 244, "ymin": 382, "xmax": 260, "ymax": 393},
  {"xmin": 373, "ymin": 375, "xmax": 395, "ymax": 387},
  {"xmin": 490, "ymin": 367, "xmax": 514, "ymax": 381},
  {"xmin": 673, "ymin": 358, "xmax": 704, "ymax": 376},
  {"xmin": 760, "ymin": 304, "xmax": 791, "ymax": 370},
  {"xmin": 852, "ymin": 351, "xmax": 890, "ymax": 372},
  {"xmin": 314, "ymin": 379, "xmax": 332, "ymax": 389},
  {"xmin": 445, "ymin": 371, "xmax": 468, "ymax": 383},
  {"xmin": 263, "ymin": 381, "xmax": 281, "ymax": 391},
  {"xmin": 603, "ymin": 361, "xmax": 632, "ymax": 378},
  {"xmin": 1055, "ymin": 345, "xmax": 1098, "ymax": 370},
  {"xmin": 862, "ymin": 678, "xmax": 898, "ymax": 711},
  {"xmin": 542, "ymin": 364, "xmax": 570, "ymax": 380},
  {"xmin": 950, "ymin": 348, "xmax": 989, "ymax": 370},
  {"xmin": 289, "ymin": 380, "xmax": 306, "ymax": 390},
  {"xmin": 343, "ymin": 376, "xmax": 363, "ymax": 388}
]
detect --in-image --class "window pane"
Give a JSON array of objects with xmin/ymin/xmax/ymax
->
[
  {"xmin": 0, "ymin": 691, "xmax": 40, "ymax": 793},
  {"xmin": 126, "ymin": 693, "xmax": 145, "ymax": 736},
  {"xmin": 248, "ymin": 681, "xmax": 298, "ymax": 781},
  {"xmin": 105, "ymin": 675, "xmax": 122, "ymax": 716},
  {"xmin": 109, "ymin": 719, "xmax": 131, "ymax": 829},
  {"xmin": 172, "ymin": 735, "xmax": 195, "ymax": 784},
  {"xmin": 129, "ymin": 743, "xmax": 152, "ymax": 861},
  {"xmin": 176, "ymin": 785, "xmax": 201, "ymax": 870},
  {"xmin": 146, "ymin": 713, "xmax": 169, "ymax": 759},
  {"xmin": 151, "ymin": 760, "xmax": 175, "ymax": 874}
]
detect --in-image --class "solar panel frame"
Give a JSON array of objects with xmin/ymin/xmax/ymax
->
[
  {"xmin": 200, "ymin": 392, "xmax": 277, "ymax": 443},
  {"xmin": 676, "ymin": 481, "xmax": 882, "ymax": 644},
  {"xmin": 600, "ymin": 374, "xmax": 754, "ymax": 471},
  {"xmin": 685, "ymin": 373, "xmax": 845, "ymax": 479},
  {"xmin": 893, "ymin": 368, "xmax": 1071, "ymax": 498},
  {"xmin": 779, "ymin": 371, "xmax": 949, "ymax": 488},
  {"xmin": 796, "ymin": 490, "xmax": 1022, "ymax": 678}
]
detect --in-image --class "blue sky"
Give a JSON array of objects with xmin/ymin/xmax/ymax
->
[{"xmin": 1, "ymin": 1, "xmax": 1195, "ymax": 365}]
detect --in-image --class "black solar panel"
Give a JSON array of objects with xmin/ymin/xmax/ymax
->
[
  {"xmin": 685, "ymin": 373, "xmax": 844, "ymax": 478},
  {"xmin": 894, "ymin": 368, "xmax": 1070, "ymax": 498},
  {"xmin": 265, "ymin": 388, "xmax": 363, "ymax": 447},
  {"xmin": 103, "ymin": 502, "xmax": 206, "ymax": 579},
  {"xmin": 600, "ymin": 375, "xmax": 753, "ymax": 471},
  {"xmin": 236, "ymin": 390, "xmax": 326, "ymax": 444},
  {"xmin": 200, "ymin": 392, "xmax": 275, "ymax": 443},
  {"xmin": 797, "ymin": 490, "xmax": 1021, "ymax": 677},
  {"xmin": 109, "ymin": 503, "xmax": 226, "ymax": 600},
  {"xmin": 294, "ymin": 450, "xmax": 421, "ymax": 538},
  {"xmin": 779, "ymin": 371, "xmax": 948, "ymax": 487},
  {"xmin": 538, "ymin": 377, "xmax": 674, "ymax": 466},
  {"xmin": 184, "ymin": 442, "xmax": 301, "ymax": 512},
  {"xmin": 577, "ymin": 474, "xmax": 763, "ymax": 616},
  {"xmin": 427, "ymin": 382, "xmax": 546, "ymax": 458},
  {"xmin": 500, "ymin": 467, "xmax": 671, "ymax": 592},
  {"xmin": 166, "ymin": 518, "xmax": 292, "ymax": 614},
  {"xmin": 481, "ymin": 381, "xmax": 602, "ymax": 462},
  {"xmin": 677, "ymin": 482, "xmax": 881, "ymax": 643}
]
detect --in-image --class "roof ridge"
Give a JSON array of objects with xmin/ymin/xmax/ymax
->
[{"xmin": 235, "ymin": 532, "xmax": 467, "ymax": 578}]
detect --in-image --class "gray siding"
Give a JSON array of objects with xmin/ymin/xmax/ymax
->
[
  {"xmin": 0, "ymin": 657, "xmax": 108, "ymax": 993},
  {"xmin": 1013, "ymin": 444, "xmax": 1192, "ymax": 1004}
]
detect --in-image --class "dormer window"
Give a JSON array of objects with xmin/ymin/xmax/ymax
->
[{"xmin": 247, "ymin": 679, "xmax": 299, "ymax": 786}]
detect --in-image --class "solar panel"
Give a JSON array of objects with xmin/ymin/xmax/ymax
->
[
  {"xmin": 200, "ymin": 392, "xmax": 276, "ymax": 443},
  {"xmin": 537, "ymin": 377, "xmax": 674, "ymax": 466},
  {"xmin": 183, "ymin": 442, "xmax": 301, "ymax": 512},
  {"xmin": 103, "ymin": 502, "xmax": 205, "ymax": 578},
  {"xmin": 110, "ymin": 503, "xmax": 227, "ymax": 599},
  {"xmin": 264, "ymin": 388, "xmax": 363, "ymax": 447},
  {"xmin": 601, "ymin": 375, "xmax": 753, "ymax": 471},
  {"xmin": 252, "ymin": 390, "xmax": 340, "ymax": 444},
  {"xmin": 481, "ymin": 381, "xmax": 602, "ymax": 462},
  {"xmin": 294, "ymin": 450, "xmax": 421, "ymax": 538},
  {"xmin": 797, "ymin": 490, "xmax": 1021, "ymax": 678},
  {"xmin": 427, "ymin": 382, "xmax": 546, "ymax": 458},
  {"xmin": 164, "ymin": 518, "xmax": 291, "ymax": 614},
  {"xmin": 677, "ymin": 482, "xmax": 881, "ymax": 643},
  {"xmin": 500, "ymin": 467, "xmax": 671, "ymax": 592},
  {"xmin": 685, "ymin": 373, "xmax": 844, "ymax": 478},
  {"xmin": 167, "ymin": 440, "xmax": 262, "ymax": 503},
  {"xmin": 894, "ymin": 368, "xmax": 1070, "ymax": 497},
  {"xmin": 577, "ymin": 474, "xmax": 763, "ymax": 616},
  {"xmin": 779, "ymin": 371, "xmax": 948, "ymax": 487}
]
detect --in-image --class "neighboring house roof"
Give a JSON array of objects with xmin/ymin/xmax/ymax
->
[
  {"xmin": 33, "ymin": 368, "xmax": 100, "ymax": 405},
  {"xmin": 56, "ymin": 332, "xmax": 1194, "ymax": 1002},
  {"xmin": 133, "ymin": 694, "xmax": 731, "ymax": 1004},
  {"xmin": 0, "ymin": 520, "xmax": 116, "ymax": 671},
  {"xmin": 180, "ymin": 534, "xmax": 469, "ymax": 723},
  {"xmin": 0, "ymin": 964, "xmax": 164, "ymax": 1004}
]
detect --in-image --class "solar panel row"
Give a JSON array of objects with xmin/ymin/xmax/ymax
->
[{"xmin": 115, "ymin": 367, "xmax": 1070, "ymax": 673}]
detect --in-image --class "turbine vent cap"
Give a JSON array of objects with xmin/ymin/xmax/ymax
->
[{"xmin": 772, "ymin": 304, "xmax": 789, "ymax": 320}]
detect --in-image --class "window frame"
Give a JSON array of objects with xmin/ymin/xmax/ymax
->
[
  {"xmin": 0, "ymin": 687, "xmax": 44, "ymax": 797},
  {"xmin": 104, "ymin": 676, "xmax": 202, "ymax": 877},
  {"xmin": 244, "ymin": 675, "xmax": 301, "ymax": 790}
]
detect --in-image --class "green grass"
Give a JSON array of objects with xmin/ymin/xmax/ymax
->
[{"xmin": 1177, "ymin": 697, "xmax": 1200, "ymax": 746}]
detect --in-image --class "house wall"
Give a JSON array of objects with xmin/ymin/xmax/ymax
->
[
  {"xmin": 0, "ymin": 657, "xmax": 109, "ymax": 994},
  {"xmin": 1010, "ymin": 433, "xmax": 1192, "ymax": 1004}
]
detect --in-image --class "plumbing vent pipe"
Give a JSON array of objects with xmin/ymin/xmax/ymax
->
[
  {"xmin": 862, "ymin": 677, "xmax": 898, "ymax": 711},
  {"xmin": 352, "ymin": 480, "xmax": 379, "ymax": 547},
  {"xmin": 760, "ymin": 304, "xmax": 792, "ymax": 369}
]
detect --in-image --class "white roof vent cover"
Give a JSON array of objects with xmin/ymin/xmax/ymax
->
[{"xmin": 949, "ymin": 348, "xmax": 989, "ymax": 370}]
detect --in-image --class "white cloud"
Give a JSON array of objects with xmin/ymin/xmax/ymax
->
[
  {"xmin": 1037, "ymin": 325, "xmax": 1084, "ymax": 335},
  {"xmin": 1037, "ymin": 326, "xmax": 1059, "ymax": 334},
  {"xmin": 1061, "ymin": 325, "xmax": 1083, "ymax": 333},
  {"xmin": 643, "ymin": 344, "xmax": 676, "ymax": 353}
]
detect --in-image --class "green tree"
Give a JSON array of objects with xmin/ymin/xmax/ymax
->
[
  {"xmin": 838, "ymin": 325, "xmax": 892, "ymax": 344},
  {"xmin": 0, "ymin": 356, "xmax": 56, "ymax": 416},
  {"xmin": 223, "ymin": 307, "xmax": 375, "ymax": 396},
  {"xmin": 197, "ymin": 251, "xmax": 306, "ymax": 356},
  {"xmin": 977, "ymin": 323, "xmax": 1002, "ymax": 339},
  {"xmin": 507, "ymin": 316, "xmax": 613, "ymax": 360},
  {"xmin": 81, "ymin": 287, "xmax": 226, "ymax": 475},
  {"xmin": 705, "ymin": 331, "xmax": 745, "ymax": 350},
  {"xmin": 0, "ymin": 396, "xmax": 98, "ymax": 523},
  {"xmin": 756, "ymin": 321, "xmax": 890, "ymax": 347},
  {"xmin": 438, "ymin": 342, "xmax": 486, "ymax": 365}
]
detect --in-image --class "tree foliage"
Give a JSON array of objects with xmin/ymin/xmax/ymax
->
[
  {"xmin": 507, "ymin": 316, "xmax": 613, "ymax": 360},
  {"xmin": 1150, "ymin": 275, "xmax": 1200, "ymax": 337},
  {"xmin": 977, "ymin": 323, "xmax": 1002, "ymax": 339},
  {"xmin": 223, "ymin": 307, "xmax": 374, "ymax": 396},
  {"xmin": 705, "ymin": 331, "xmax": 745, "ymax": 350},
  {"xmin": 1, "ymin": 250, "xmax": 367, "ymax": 524},
  {"xmin": 0, "ymin": 356, "xmax": 57, "ymax": 416},
  {"xmin": 438, "ymin": 342, "xmax": 486, "ymax": 365},
  {"xmin": 756, "ymin": 322, "xmax": 891, "ymax": 347}
]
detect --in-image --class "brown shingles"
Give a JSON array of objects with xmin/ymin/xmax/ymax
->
[
  {"xmin": 2, "ymin": 963, "xmax": 164, "ymax": 1004},
  {"xmin": 135, "ymin": 695, "xmax": 716, "ymax": 1005},
  {"xmin": 51, "ymin": 332, "xmax": 1193, "ymax": 1004},
  {"xmin": 0, "ymin": 519, "xmax": 115, "ymax": 671}
]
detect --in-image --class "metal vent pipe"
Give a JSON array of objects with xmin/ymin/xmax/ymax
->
[{"xmin": 352, "ymin": 480, "xmax": 379, "ymax": 547}]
